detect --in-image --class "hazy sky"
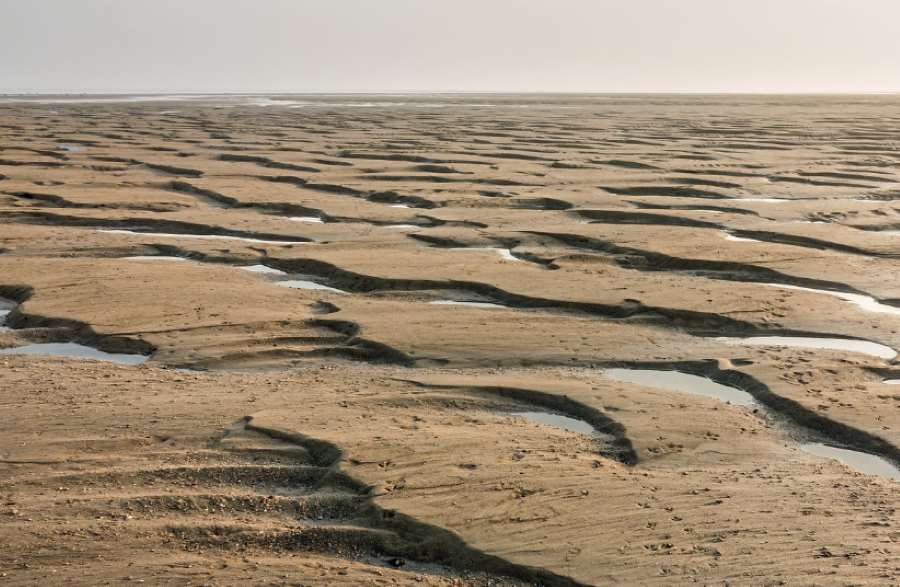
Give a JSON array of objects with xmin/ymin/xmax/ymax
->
[{"xmin": 2, "ymin": 0, "xmax": 899, "ymax": 93}]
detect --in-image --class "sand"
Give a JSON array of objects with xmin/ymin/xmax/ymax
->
[{"xmin": 0, "ymin": 94, "xmax": 898, "ymax": 585}]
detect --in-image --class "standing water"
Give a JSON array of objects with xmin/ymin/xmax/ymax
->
[
  {"xmin": 0, "ymin": 342, "xmax": 149, "ymax": 365},
  {"xmin": 799, "ymin": 443, "xmax": 899, "ymax": 481},
  {"xmin": 602, "ymin": 367, "xmax": 898, "ymax": 480},
  {"xmin": 716, "ymin": 336, "xmax": 896, "ymax": 360},
  {"xmin": 603, "ymin": 368, "xmax": 755, "ymax": 406},
  {"xmin": 766, "ymin": 284, "xmax": 900, "ymax": 317}
]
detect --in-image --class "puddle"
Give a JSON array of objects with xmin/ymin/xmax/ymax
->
[
  {"xmin": 450, "ymin": 247, "xmax": 520, "ymax": 261},
  {"xmin": 767, "ymin": 284, "xmax": 900, "ymax": 317},
  {"xmin": 885, "ymin": 379, "xmax": 900, "ymax": 385},
  {"xmin": 389, "ymin": 204, "xmax": 410, "ymax": 209},
  {"xmin": 124, "ymin": 255, "xmax": 190, "ymax": 262},
  {"xmin": 289, "ymin": 216, "xmax": 324, "ymax": 223},
  {"xmin": 603, "ymin": 368, "xmax": 755, "ymax": 406},
  {"xmin": 716, "ymin": 336, "xmax": 897, "ymax": 360},
  {"xmin": 0, "ymin": 342, "xmax": 149, "ymax": 365},
  {"xmin": 429, "ymin": 300, "xmax": 508, "ymax": 309},
  {"xmin": 239, "ymin": 265, "xmax": 345, "ymax": 293},
  {"xmin": 799, "ymin": 443, "xmax": 900, "ymax": 481},
  {"xmin": 603, "ymin": 367, "xmax": 899, "ymax": 480},
  {"xmin": 723, "ymin": 233, "xmax": 762, "ymax": 243},
  {"xmin": 497, "ymin": 249, "xmax": 520, "ymax": 262},
  {"xmin": 381, "ymin": 224, "xmax": 423, "ymax": 231},
  {"xmin": 276, "ymin": 279, "xmax": 348, "ymax": 294},
  {"xmin": 97, "ymin": 229, "xmax": 304, "ymax": 245},
  {"xmin": 512, "ymin": 411, "xmax": 596, "ymax": 436},
  {"xmin": 56, "ymin": 143, "xmax": 85, "ymax": 152},
  {"xmin": 239, "ymin": 264, "xmax": 288, "ymax": 276}
]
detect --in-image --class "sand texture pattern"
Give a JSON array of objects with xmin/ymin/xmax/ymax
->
[{"xmin": 0, "ymin": 94, "xmax": 899, "ymax": 585}]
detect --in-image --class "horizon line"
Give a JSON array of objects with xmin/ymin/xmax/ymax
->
[{"xmin": 2, "ymin": 90, "xmax": 900, "ymax": 97}]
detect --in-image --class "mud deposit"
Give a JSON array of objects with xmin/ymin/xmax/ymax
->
[{"xmin": 1, "ymin": 95, "xmax": 899, "ymax": 586}]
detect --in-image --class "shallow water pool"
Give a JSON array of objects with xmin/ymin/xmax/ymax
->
[
  {"xmin": 0, "ymin": 342, "xmax": 149, "ymax": 365},
  {"xmin": 239, "ymin": 264, "xmax": 288, "ymax": 276},
  {"xmin": 767, "ymin": 284, "xmax": 900, "ymax": 317},
  {"xmin": 276, "ymin": 279, "xmax": 348, "ymax": 294},
  {"xmin": 512, "ymin": 411, "xmax": 596, "ymax": 436},
  {"xmin": 603, "ymin": 368, "xmax": 755, "ymax": 406},
  {"xmin": 716, "ymin": 336, "xmax": 897, "ymax": 360},
  {"xmin": 799, "ymin": 443, "xmax": 899, "ymax": 481},
  {"xmin": 450, "ymin": 247, "xmax": 520, "ymax": 261}
]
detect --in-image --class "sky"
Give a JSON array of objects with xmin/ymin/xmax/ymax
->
[{"xmin": 2, "ymin": 0, "xmax": 899, "ymax": 94}]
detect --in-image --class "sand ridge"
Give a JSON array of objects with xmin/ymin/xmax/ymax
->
[{"xmin": 1, "ymin": 94, "xmax": 899, "ymax": 585}]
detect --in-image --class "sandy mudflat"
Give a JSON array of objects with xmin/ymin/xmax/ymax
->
[{"xmin": 0, "ymin": 94, "xmax": 898, "ymax": 585}]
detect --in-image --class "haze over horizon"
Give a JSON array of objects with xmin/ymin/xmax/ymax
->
[{"xmin": 2, "ymin": 0, "xmax": 900, "ymax": 94}]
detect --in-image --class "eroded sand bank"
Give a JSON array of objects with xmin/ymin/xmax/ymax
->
[{"xmin": 1, "ymin": 94, "xmax": 898, "ymax": 585}]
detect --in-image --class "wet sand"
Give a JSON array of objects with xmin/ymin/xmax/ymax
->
[{"xmin": 0, "ymin": 94, "xmax": 898, "ymax": 585}]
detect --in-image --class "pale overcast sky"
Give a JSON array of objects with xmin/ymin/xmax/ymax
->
[{"xmin": 2, "ymin": 0, "xmax": 899, "ymax": 93}]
